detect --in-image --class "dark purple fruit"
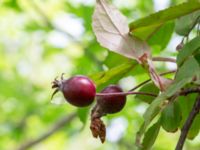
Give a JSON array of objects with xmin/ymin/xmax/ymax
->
[
  {"xmin": 97, "ymin": 85, "xmax": 126, "ymax": 114},
  {"xmin": 52, "ymin": 75, "xmax": 96, "ymax": 107}
]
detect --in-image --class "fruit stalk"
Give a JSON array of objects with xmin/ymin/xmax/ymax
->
[{"xmin": 96, "ymin": 91, "xmax": 157, "ymax": 97}]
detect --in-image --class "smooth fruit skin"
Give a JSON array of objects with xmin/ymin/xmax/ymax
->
[
  {"xmin": 97, "ymin": 85, "xmax": 126, "ymax": 114},
  {"xmin": 61, "ymin": 76, "xmax": 96, "ymax": 107}
]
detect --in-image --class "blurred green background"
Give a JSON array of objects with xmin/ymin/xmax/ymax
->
[{"xmin": 1, "ymin": 0, "xmax": 200, "ymax": 150}]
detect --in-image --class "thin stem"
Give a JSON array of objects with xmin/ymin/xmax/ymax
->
[
  {"xmin": 175, "ymin": 94, "xmax": 200, "ymax": 150},
  {"xmin": 129, "ymin": 79, "xmax": 151, "ymax": 92},
  {"xmin": 129, "ymin": 69, "xmax": 176, "ymax": 92},
  {"xmin": 159, "ymin": 69, "xmax": 177, "ymax": 76},
  {"xmin": 152, "ymin": 57, "xmax": 176, "ymax": 63},
  {"xmin": 96, "ymin": 91, "xmax": 157, "ymax": 97},
  {"xmin": 173, "ymin": 87, "xmax": 200, "ymax": 98}
]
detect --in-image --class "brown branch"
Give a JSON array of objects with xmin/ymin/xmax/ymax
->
[
  {"xmin": 175, "ymin": 94, "xmax": 200, "ymax": 150},
  {"xmin": 152, "ymin": 57, "xmax": 176, "ymax": 63},
  {"xmin": 17, "ymin": 112, "xmax": 76, "ymax": 150},
  {"xmin": 173, "ymin": 87, "xmax": 200, "ymax": 98}
]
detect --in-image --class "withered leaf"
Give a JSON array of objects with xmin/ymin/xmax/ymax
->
[{"xmin": 92, "ymin": 0, "xmax": 150, "ymax": 63}]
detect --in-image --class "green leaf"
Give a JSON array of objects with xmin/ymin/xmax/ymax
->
[
  {"xmin": 136, "ymin": 93, "xmax": 167, "ymax": 147},
  {"xmin": 136, "ymin": 57, "xmax": 200, "ymax": 145},
  {"xmin": 135, "ymin": 83, "xmax": 159, "ymax": 104},
  {"xmin": 129, "ymin": 1, "xmax": 200, "ymax": 40},
  {"xmin": 104, "ymin": 52, "xmax": 129, "ymax": 68},
  {"xmin": 90, "ymin": 61, "xmax": 136, "ymax": 87},
  {"xmin": 141, "ymin": 120, "xmax": 161, "ymax": 150},
  {"xmin": 178, "ymin": 95, "xmax": 196, "ymax": 126},
  {"xmin": 77, "ymin": 107, "xmax": 90, "ymax": 125},
  {"xmin": 175, "ymin": 57, "xmax": 200, "ymax": 82},
  {"xmin": 194, "ymin": 50, "xmax": 200, "ymax": 65},
  {"xmin": 175, "ymin": 10, "xmax": 200, "ymax": 36},
  {"xmin": 178, "ymin": 94, "xmax": 200, "ymax": 139},
  {"xmin": 187, "ymin": 114, "xmax": 200, "ymax": 139},
  {"xmin": 177, "ymin": 36, "xmax": 200, "ymax": 66},
  {"xmin": 103, "ymin": 52, "xmax": 146, "ymax": 77},
  {"xmin": 148, "ymin": 21, "xmax": 174, "ymax": 51},
  {"xmin": 160, "ymin": 101, "xmax": 182, "ymax": 132},
  {"xmin": 194, "ymin": 51, "xmax": 200, "ymax": 84}
]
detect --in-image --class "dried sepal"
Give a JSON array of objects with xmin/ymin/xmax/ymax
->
[
  {"xmin": 90, "ymin": 104, "xmax": 106, "ymax": 143},
  {"xmin": 90, "ymin": 118, "xmax": 106, "ymax": 143}
]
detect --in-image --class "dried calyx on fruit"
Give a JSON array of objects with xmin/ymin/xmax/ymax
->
[
  {"xmin": 90, "ymin": 85, "xmax": 126, "ymax": 143},
  {"xmin": 51, "ymin": 74, "xmax": 96, "ymax": 107}
]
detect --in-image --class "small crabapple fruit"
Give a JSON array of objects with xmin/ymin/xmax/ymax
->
[
  {"xmin": 97, "ymin": 85, "xmax": 126, "ymax": 114},
  {"xmin": 52, "ymin": 75, "xmax": 96, "ymax": 107}
]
